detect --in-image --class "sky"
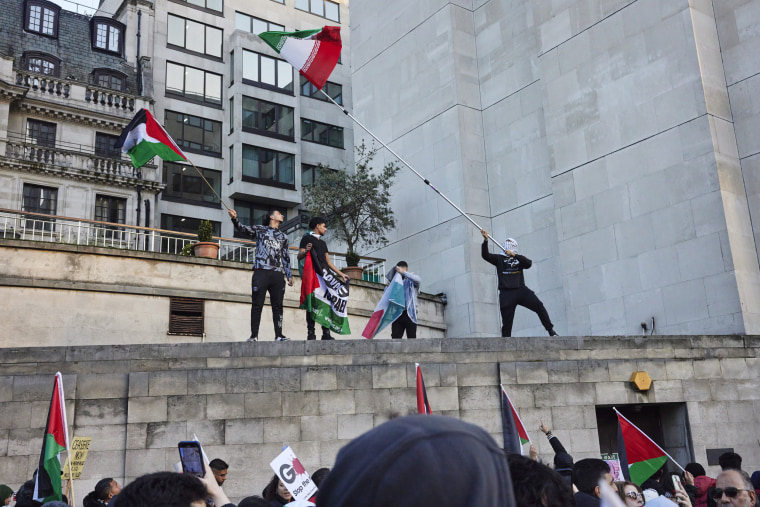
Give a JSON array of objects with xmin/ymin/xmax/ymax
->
[{"xmin": 49, "ymin": 0, "xmax": 101, "ymax": 16}]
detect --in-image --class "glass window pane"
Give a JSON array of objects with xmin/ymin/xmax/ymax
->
[
  {"xmin": 235, "ymin": 12, "xmax": 250, "ymax": 31},
  {"xmin": 330, "ymin": 126, "xmax": 343, "ymax": 148},
  {"xmin": 28, "ymin": 5, "xmax": 41, "ymax": 31},
  {"xmin": 272, "ymin": 22, "xmax": 284, "ymax": 31},
  {"xmin": 205, "ymin": 73, "xmax": 221, "ymax": 104},
  {"xmin": 279, "ymin": 106, "xmax": 294, "ymax": 137},
  {"xmin": 109, "ymin": 26, "xmax": 120, "ymax": 52},
  {"xmin": 295, "ymin": 0, "xmax": 308, "ymax": 11},
  {"xmin": 251, "ymin": 18, "xmax": 267, "ymax": 35},
  {"xmin": 260, "ymin": 101, "xmax": 276, "ymax": 132},
  {"xmin": 242, "ymin": 50, "xmax": 258, "ymax": 81},
  {"xmin": 96, "ymin": 23, "xmax": 108, "ymax": 48},
  {"xmin": 206, "ymin": 0, "xmax": 222, "ymax": 12},
  {"xmin": 260, "ymin": 56, "xmax": 276, "ymax": 86},
  {"xmin": 166, "ymin": 63, "xmax": 185, "ymax": 94},
  {"xmin": 185, "ymin": 20, "xmax": 205, "ymax": 54},
  {"xmin": 325, "ymin": 1, "xmax": 339, "ymax": 22},
  {"xmin": 184, "ymin": 67, "xmax": 204, "ymax": 100},
  {"xmin": 311, "ymin": 0, "xmax": 324, "ymax": 17},
  {"xmin": 242, "ymin": 145, "xmax": 259, "ymax": 178},
  {"xmin": 165, "ymin": 111, "xmax": 182, "ymax": 142},
  {"xmin": 167, "ymin": 15, "xmax": 185, "ymax": 46},
  {"xmin": 278, "ymin": 153, "xmax": 294, "ymax": 184},
  {"xmin": 184, "ymin": 118, "xmax": 203, "ymax": 150},
  {"xmin": 277, "ymin": 60, "xmax": 293, "ymax": 90},
  {"xmin": 260, "ymin": 149, "xmax": 275, "ymax": 180},
  {"xmin": 203, "ymin": 119, "xmax": 221, "ymax": 153},
  {"xmin": 206, "ymin": 26, "xmax": 222, "ymax": 57},
  {"xmin": 301, "ymin": 119, "xmax": 313, "ymax": 140},
  {"xmin": 242, "ymin": 96, "xmax": 258, "ymax": 129},
  {"xmin": 187, "ymin": 0, "xmax": 204, "ymax": 7}
]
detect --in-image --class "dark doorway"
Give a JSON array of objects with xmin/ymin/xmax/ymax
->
[{"xmin": 596, "ymin": 403, "xmax": 694, "ymax": 469}]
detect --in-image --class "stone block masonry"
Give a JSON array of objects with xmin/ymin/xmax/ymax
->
[{"xmin": 0, "ymin": 336, "xmax": 759, "ymax": 503}]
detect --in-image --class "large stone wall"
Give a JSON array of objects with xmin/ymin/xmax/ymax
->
[{"xmin": 0, "ymin": 336, "xmax": 758, "ymax": 505}]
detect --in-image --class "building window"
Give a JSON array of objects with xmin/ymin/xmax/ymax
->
[
  {"xmin": 91, "ymin": 17, "xmax": 125, "ymax": 55},
  {"xmin": 27, "ymin": 119, "xmax": 56, "ymax": 147},
  {"xmin": 242, "ymin": 145, "xmax": 295, "ymax": 188},
  {"xmin": 229, "ymin": 97, "xmax": 234, "ymax": 133},
  {"xmin": 295, "ymin": 0, "xmax": 339, "ymax": 22},
  {"xmin": 167, "ymin": 14, "xmax": 223, "ymax": 59},
  {"xmin": 162, "ymin": 214, "xmax": 220, "ymax": 235},
  {"xmin": 233, "ymin": 201, "xmax": 286, "ymax": 231},
  {"xmin": 25, "ymin": 0, "xmax": 60, "ymax": 37},
  {"xmin": 22, "ymin": 183, "xmax": 57, "ymax": 220},
  {"xmin": 166, "ymin": 61, "xmax": 222, "ymax": 105},
  {"xmin": 95, "ymin": 195, "xmax": 127, "ymax": 224},
  {"xmin": 229, "ymin": 51, "xmax": 234, "ymax": 84},
  {"xmin": 92, "ymin": 69, "xmax": 126, "ymax": 91},
  {"xmin": 173, "ymin": 0, "xmax": 223, "ymax": 15},
  {"xmin": 235, "ymin": 12, "xmax": 284, "ymax": 34},
  {"xmin": 242, "ymin": 96, "xmax": 294, "ymax": 140},
  {"xmin": 164, "ymin": 111, "xmax": 222, "ymax": 157},
  {"xmin": 242, "ymin": 50, "xmax": 293, "ymax": 93},
  {"xmin": 169, "ymin": 297, "xmax": 205, "ymax": 337},
  {"xmin": 95, "ymin": 133, "xmax": 120, "ymax": 158},
  {"xmin": 229, "ymin": 145, "xmax": 234, "ymax": 183},
  {"xmin": 300, "ymin": 76, "xmax": 342, "ymax": 105},
  {"xmin": 25, "ymin": 52, "xmax": 60, "ymax": 77},
  {"xmin": 301, "ymin": 163, "xmax": 335, "ymax": 186},
  {"xmin": 301, "ymin": 118, "xmax": 344, "ymax": 148},
  {"xmin": 163, "ymin": 161, "xmax": 221, "ymax": 206}
]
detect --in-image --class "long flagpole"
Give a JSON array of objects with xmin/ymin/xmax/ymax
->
[
  {"xmin": 317, "ymin": 89, "xmax": 508, "ymax": 254},
  {"xmin": 613, "ymin": 407, "xmax": 685, "ymax": 473},
  {"xmin": 66, "ymin": 453, "xmax": 75, "ymax": 506},
  {"xmin": 183, "ymin": 158, "xmax": 231, "ymax": 211}
]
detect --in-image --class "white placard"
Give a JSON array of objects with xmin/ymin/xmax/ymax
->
[{"xmin": 269, "ymin": 446, "xmax": 318, "ymax": 501}]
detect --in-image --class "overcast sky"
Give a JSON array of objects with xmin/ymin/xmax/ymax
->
[{"xmin": 49, "ymin": 0, "xmax": 101, "ymax": 16}]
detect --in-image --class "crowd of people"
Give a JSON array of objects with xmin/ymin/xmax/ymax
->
[{"xmin": 1, "ymin": 415, "xmax": 757, "ymax": 507}]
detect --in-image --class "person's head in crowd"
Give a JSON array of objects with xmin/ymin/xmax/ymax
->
[
  {"xmin": 616, "ymin": 481, "xmax": 644, "ymax": 507},
  {"xmin": 751, "ymin": 471, "xmax": 760, "ymax": 494},
  {"xmin": 238, "ymin": 496, "xmax": 273, "ymax": 507},
  {"xmin": 685, "ymin": 463, "xmax": 706, "ymax": 478},
  {"xmin": 262, "ymin": 475, "xmax": 292, "ymax": 505},
  {"xmin": 713, "ymin": 469, "xmax": 756, "ymax": 507},
  {"xmin": 508, "ymin": 454, "xmax": 574, "ymax": 507},
  {"xmin": 718, "ymin": 452, "xmax": 742, "ymax": 471},
  {"xmin": 14, "ymin": 480, "xmax": 42, "ymax": 507},
  {"xmin": 309, "ymin": 216, "xmax": 327, "ymax": 235},
  {"xmin": 0, "ymin": 485, "xmax": 12, "ymax": 506},
  {"xmin": 572, "ymin": 458, "xmax": 613, "ymax": 499},
  {"xmin": 209, "ymin": 459, "xmax": 228, "ymax": 487},
  {"xmin": 553, "ymin": 451, "xmax": 574, "ymax": 484},
  {"xmin": 83, "ymin": 477, "xmax": 121, "ymax": 507},
  {"xmin": 311, "ymin": 468, "xmax": 330, "ymax": 488},
  {"xmin": 316, "ymin": 415, "xmax": 515, "ymax": 506},
  {"xmin": 113, "ymin": 471, "xmax": 207, "ymax": 507}
]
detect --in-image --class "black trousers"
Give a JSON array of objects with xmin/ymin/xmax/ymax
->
[
  {"xmin": 306, "ymin": 311, "xmax": 331, "ymax": 339},
  {"xmin": 391, "ymin": 310, "xmax": 417, "ymax": 339},
  {"xmin": 499, "ymin": 286, "xmax": 553, "ymax": 337},
  {"xmin": 251, "ymin": 269, "xmax": 286, "ymax": 338}
]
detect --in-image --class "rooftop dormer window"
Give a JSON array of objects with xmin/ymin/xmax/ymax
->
[
  {"xmin": 92, "ymin": 68, "xmax": 126, "ymax": 91},
  {"xmin": 25, "ymin": 0, "xmax": 60, "ymax": 37},
  {"xmin": 24, "ymin": 51, "xmax": 60, "ymax": 77},
  {"xmin": 91, "ymin": 17, "xmax": 126, "ymax": 56}
]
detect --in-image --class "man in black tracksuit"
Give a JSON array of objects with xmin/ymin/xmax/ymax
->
[
  {"xmin": 229, "ymin": 208, "xmax": 293, "ymax": 342},
  {"xmin": 481, "ymin": 229, "xmax": 557, "ymax": 337}
]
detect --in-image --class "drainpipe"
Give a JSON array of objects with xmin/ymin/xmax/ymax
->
[
  {"xmin": 136, "ymin": 10, "xmax": 142, "ymax": 95},
  {"xmin": 144, "ymin": 199, "xmax": 150, "ymax": 228}
]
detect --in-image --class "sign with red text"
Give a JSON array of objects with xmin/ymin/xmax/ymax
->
[{"xmin": 270, "ymin": 446, "xmax": 317, "ymax": 501}]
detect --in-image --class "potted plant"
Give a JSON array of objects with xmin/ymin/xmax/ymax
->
[
  {"xmin": 193, "ymin": 219, "xmax": 219, "ymax": 259},
  {"xmin": 303, "ymin": 141, "xmax": 400, "ymax": 281}
]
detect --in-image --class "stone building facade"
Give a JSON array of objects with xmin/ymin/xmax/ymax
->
[{"xmin": 350, "ymin": 0, "xmax": 760, "ymax": 338}]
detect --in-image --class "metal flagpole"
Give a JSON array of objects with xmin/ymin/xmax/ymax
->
[
  {"xmin": 66, "ymin": 452, "xmax": 75, "ymax": 506},
  {"xmin": 183, "ymin": 158, "xmax": 232, "ymax": 211},
  {"xmin": 317, "ymin": 88, "xmax": 508, "ymax": 254}
]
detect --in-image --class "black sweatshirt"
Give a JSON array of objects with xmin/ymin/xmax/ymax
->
[{"xmin": 481, "ymin": 239, "xmax": 532, "ymax": 290}]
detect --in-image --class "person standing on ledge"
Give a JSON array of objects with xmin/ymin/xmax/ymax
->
[
  {"xmin": 229, "ymin": 208, "xmax": 293, "ymax": 342},
  {"xmin": 386, "ymin": 261, "xmax": 421, "ymax": 339},
  {"xmin": 480, "ymin": 229, "xmax": 557, "ymax": 337}
]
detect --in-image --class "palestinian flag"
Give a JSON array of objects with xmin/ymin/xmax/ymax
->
[
  {"xmin": 416, "ymin": 363, "xmax": 431, "ymax": 414},
  {"xmin": 34, "ymin": 372, "xmax": 70, "ymax": 503},
  {"xmin": 299, "ymin": 248, "xmax": 350, "ymax": 334},
  {"xmin": 115, "ymin": 108, "xmax": 187, "ymax": 168},
  {"xmin": 258, "ymin": 27, "xmax": 341, "ymax": 90},
  {"xmin": 361, "ymin": 272, "xmax": 405, "ymax": 339},
  {"xmin": 500, "ymin": 385, "xmax": 530, "ymax": 454},
  {"xmin": 616, "ymin": 409, "xmax": 669, "ymax": 485}
]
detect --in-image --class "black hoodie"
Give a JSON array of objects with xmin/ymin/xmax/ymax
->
[{"xmin": 316, "ymin": 415, "xmax": 516, "ymax": 507}]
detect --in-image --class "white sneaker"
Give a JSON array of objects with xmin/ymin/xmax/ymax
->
[
  {"xmin": 275, "ymin": 336, "xmax": 290, "ymax": 342},
  {"xmin": 247, "ymin": 336, "xmax": 257, "ymax": 342}
]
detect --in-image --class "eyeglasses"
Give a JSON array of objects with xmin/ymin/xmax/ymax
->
[
  {"xmin": 625, "ymin": 492, "xmax": 643, "ymax": 500},
  {"xmin": 711, "ymin": 487, "xmax": 752, "ymax": 499}
]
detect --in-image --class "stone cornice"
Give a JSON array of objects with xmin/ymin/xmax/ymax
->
[
  {"xmin": 18, "ymin": 101, "xmax": 136, "ymax": 131},
  {"xmin": 0, "ymin": 79, "xmax": 28, "ymax": 103}
]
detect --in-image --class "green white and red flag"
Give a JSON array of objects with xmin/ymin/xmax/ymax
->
[
  {"xmin": 299, "ymin": 248, "xmax": 351, "ymax": 335},
  {"xmin": 616, "ymin": 409, "xmax": 670, "ymax": 485},
  {"xmin": 258, "ymin": 26, "xmax": 341, "ymax": 90},
  {"xmin": 115, "ymin": 108, "xmax": 187, "ymax": 168},
  {"xmin": 33, "ymin": 372, "xmax": 70, "ymax": 503},
  {"xmin": 500, "ymin": 385, "xmax": 530, "ymax": 454},
  {"xmin": 416, "ymin": 363, "xmax": 432, "ymax": 414}
]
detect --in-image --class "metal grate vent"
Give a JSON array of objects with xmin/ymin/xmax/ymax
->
[{"xmin": 168, "ymin": 297, "xmax": 204, "ymax": 336}]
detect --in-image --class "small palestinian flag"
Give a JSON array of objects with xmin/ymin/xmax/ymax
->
[
  {"xmin": 33, "ymin": 372, "xmax": 70, "ymax": 503},
  {"xmin": 500, "ymin": 385, "xmax": 530, "ymax": 454},
  {"xmin": 616, "ymin": 409, "xmax": 669, "ymax": 485},
  {"xmin": 416, "ymin": 363, "xmax": 431, "ymax": 414},
  {"xmin": 299, "ymin": 248, "xmax": 351, "ymax": 334},
  {"xmin": 115, "ymin": 108, "xmax": 187, "ymax": 168},
  {"xmin": 361, "ymin": 272, "xmax": 405, "ymax": 339},
  {"xmin": 258, "ymin": 27, "xmax": 341, "ymax": 90}
]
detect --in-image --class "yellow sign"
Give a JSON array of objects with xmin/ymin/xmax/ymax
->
[{"xmin": 61, "ymin": 437, "xmax": 92, "ymax": 480}]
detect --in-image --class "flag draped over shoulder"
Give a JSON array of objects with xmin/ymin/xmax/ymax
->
[
  {"xmin": 258, "ymin": 27, "xmax": 341, "ymax": 90},
  {"xmin": 616, "ymin": 409, "xmax": 669, "ymax": 485},
  {"xmin": 416, "ymin": 363, "xmax": 431, "ymax": 414},
  {"xmin": 115, "ymin": 108, "xmax": 187, "ymax": 168},
  {"xmin": 500, "ymin": 385, "xmax": 530, "ymax": 455},
  {"xmin": 299, "ymin": 249, "xmax": 351, "ymax": 334},
  {"xmin": 361, "ymin": 272, "xmax": 405, "ymax": 339},
  {"xmin": 34, "ymin": 372, "xmax": 69, "ymax": 503}
]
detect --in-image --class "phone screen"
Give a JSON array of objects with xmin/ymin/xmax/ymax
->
[{"xmin": 178, "ymin": 442, "xmax": 205, "ymax": 478}]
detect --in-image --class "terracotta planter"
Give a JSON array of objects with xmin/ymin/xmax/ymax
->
[
  {"xmin": 193, "ymin": 241, "xmax": 220, "ymax": 259},
  {"xmin": 343, "ymin": 265, "xmax": 364, "ymax": 281}
]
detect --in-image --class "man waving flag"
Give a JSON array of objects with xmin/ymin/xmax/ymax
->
[
  {"xmin": 258, "ymin": 27, "xmax": 341, "ymax": 89},
  {"xmin": 34, "ymin": 372, "xmax": 70, "ymax": 503}
]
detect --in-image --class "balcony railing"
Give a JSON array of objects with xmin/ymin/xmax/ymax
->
[{"xmin": 0, "ymin": 208, "xmax": 386, "ymax": 282}]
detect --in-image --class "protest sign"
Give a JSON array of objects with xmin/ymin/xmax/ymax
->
[{"xmin": 270, "ymin": 446, "xmax": 317, "ymax": 501}]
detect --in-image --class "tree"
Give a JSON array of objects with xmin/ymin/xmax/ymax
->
[{"xmin": 303, "ymin": 141, "xmax": 400, "ymax": 266}]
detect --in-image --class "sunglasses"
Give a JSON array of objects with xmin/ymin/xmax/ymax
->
[
  {"xmin": 625, "ymin": 492, "xmax": 643, "ymax": 500},
  {"xmin": 711, "ymin": 488, "xmax": 751, "ymax": 499}
]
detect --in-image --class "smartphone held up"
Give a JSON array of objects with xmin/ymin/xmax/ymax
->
[{"xmin": 178, "ymin": 441, "xmax": 205, "ymax": 478}]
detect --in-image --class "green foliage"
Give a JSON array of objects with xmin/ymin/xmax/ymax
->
[
  {"xmin": 303, "ymin": 141, "xmax": 400, "ymax": 259},
  {"xmin": 197, "ymin": 220, "xmax": 214, "ymax": 243},
  {"xmin": 345, "ymin": 250, "xmax": 361, "ymax": 267},
  {"xmin": 180, "ymin": 243, "xmax": 195, "ymax": 256}
]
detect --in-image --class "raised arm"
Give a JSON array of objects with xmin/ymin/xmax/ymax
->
[{"xmin": 481, "ymin": 229, "xmax": 500, "ymax": 266}]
